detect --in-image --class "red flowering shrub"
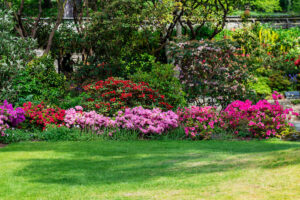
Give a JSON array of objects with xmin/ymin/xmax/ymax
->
[
  {"xmin": 22, "ymin": 102, "xmax": 65, "ymax": 130},
  {"xmin": 82, "ymin": 77, "xmax": 173, "ymax": 116}
]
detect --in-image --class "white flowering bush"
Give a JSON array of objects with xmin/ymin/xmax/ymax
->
[
  {"xmin": 170, "ymin": 39, "xmax": 253, "ymax": 108},
  {"xmin": 0, "ymin": 9, "xmax": 37, "ymax": 102}
]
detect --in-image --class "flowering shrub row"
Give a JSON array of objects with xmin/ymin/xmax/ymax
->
[
  {"xmin": 82, "ymin": 77, "xmax": 173, "ymax": 116},
  {"xmin": 0, "ymin": 100, "xmax": 25, "ymax": 136},
  {"xmin": 1, "ymin": 91, "xmax": 298, "ymax": 140}
]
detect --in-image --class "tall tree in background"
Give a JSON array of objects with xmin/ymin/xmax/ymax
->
[{"xmin": 249, "ymin": 0, "xmax": 281, "ymax": 12}]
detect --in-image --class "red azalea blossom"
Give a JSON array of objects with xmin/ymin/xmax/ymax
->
[
  {"xmin": 110, "ymin": 98, "xmax": 116, "ymax": 102},
  {"xmin": 82, "ymin": 77, "xmax": 173, "ymax": 116},
  {"xmin": 22, "ymin": 102, "xmax": 65, "ymax": 130}
]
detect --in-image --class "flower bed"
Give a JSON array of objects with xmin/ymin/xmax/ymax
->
[{"xmin": 0, "ymin": 91, "xmax": 299, "ymax": 141}]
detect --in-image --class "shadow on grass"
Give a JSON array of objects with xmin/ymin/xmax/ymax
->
[{"xmin": 7, "ymin": 140, "xmax": 300, "ymax": 186}]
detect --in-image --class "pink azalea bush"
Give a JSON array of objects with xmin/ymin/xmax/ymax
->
[
  {"xmin": 221, "ymin": 93, "xmax": 298, "ymax": 138},
  {"xmin": 177, "ymin": 106, "xmax": 219, "ymax": 139},
  {"xmin": 115, "ymin": 107, "xmax": 178, "ymax": 135},
  {"xmin": 0, "ymin": 100, "xmax": 25, "ymax": 136},
  {"xmin": 64, "ymin": 106, "xmax": 115, "ymax": 134}
]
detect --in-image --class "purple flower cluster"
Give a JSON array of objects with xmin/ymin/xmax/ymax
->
[
  {"xmin": 0, "ymin": 100, "xmax": 25, "ymax": 136},
  {"xmin": 64, "ymin": 106, "xmax": 115, "ymax": 133},
  {"xmin": 115, "ymin": 107, "xmax": 178, "ymax": 134}
]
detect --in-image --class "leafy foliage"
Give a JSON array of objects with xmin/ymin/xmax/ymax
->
[
  {"xmin": 12, "ymin": 55, "xmax": 66, "ymax": 106},
  {"xmin": 0, "ymin": 9, "xmax": 37, "ymax": 102},
  {"xmin": 130, "ymin": 63, "xmax": 186, "ymax": 108}
]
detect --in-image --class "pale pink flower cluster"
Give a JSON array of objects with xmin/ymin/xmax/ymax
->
[
  {"xmin": 64, "ymin": 107, "xmax": 115, "ymax": 133},
  {"xmin": 0, "ymin": 115, "xmax": 9, "ymax": 137},
  {"xmin": 115, "ymin": 107, "xmax": 179, "ymax": 134}
]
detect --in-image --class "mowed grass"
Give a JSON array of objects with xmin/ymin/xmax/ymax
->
[{"xmin": 0, "ymin": 140, "xmax": 300, "ymax": 200}]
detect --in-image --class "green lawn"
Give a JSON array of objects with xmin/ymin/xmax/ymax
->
[{"xmin": 0, "ymin": 140, "xmax": 300, "ymax": 200}]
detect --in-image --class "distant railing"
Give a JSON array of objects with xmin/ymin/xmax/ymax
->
[
  {"xmin": 24, "ymin": 15, "xmax": 300, "ymax": 29},
  {"xmin": 225, "ymin": 15, "xmax": 300, "ymax": 28}
]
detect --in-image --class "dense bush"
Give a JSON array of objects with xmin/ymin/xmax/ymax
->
[
  {"xmin": 12, "ymin": 55, "xmax": 66, "ymax": 106},
  {"xmin": 22, "ymin": 102, "xmax": 65, "ymax": 131},
  {"xmin": 221, "ymin": 93, "xmax": 298, "ymax": 139},
  {"xmin": 121, "ymin": 53, "xmax": 156, "ymax": 77},
  {"xmin": 130, "ymin": 63, "xmax": 186, "ymax": 108},
  {"xmin": 82, "ymin": 77, "xmax": 173, "ymax": 116},
  {"xmin": 248, "ymin": 76, "xmax": 272, "ymax": 98},
  {"xmin": 170, "ymin": 39, "xmax": 253, "ymax": 108}
]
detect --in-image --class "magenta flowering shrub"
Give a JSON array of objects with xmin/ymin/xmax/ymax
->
[
  {"xmin": 177, "ymin": 106, "xmax": 219, "ymax": 139},
  {"xmin": 221, "ymin": 98, "xmax": 299, "ymax": 138},
  {"xmin": 64, "ymin": 106, "xmax": 115, "ymax": 134},
  {"xmin": 0, "ymin": 100, "xmax": 25, "ymax": 136},
  {"xmin": 115, "ymin": 107, "xmax": 178, "ymax": 135}
]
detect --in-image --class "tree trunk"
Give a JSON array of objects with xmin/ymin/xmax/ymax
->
[{"xmin": 44, "ymin": 0, "xmax": 65, "ymax": 55}]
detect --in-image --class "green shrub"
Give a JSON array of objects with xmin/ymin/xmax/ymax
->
[
  {"xmin": 268, "ymin": 72, "xmax": 291, "ymax": 92},
  {"xmin": 130, "ymin": 63, "xmax": 186, "ymax": 108},
  {"xmin": 249, "ymin": 76, "xmax": 272, "ymax": 97},
  {"xmin": 291, "ymin": 99, "xmax": 300, "ymax": 105},
  {"xmin": 39, "ymin": 126, "xmax": 85, "ymax": 141},
  {"xmin": 12, "ymin": 55, "xmax": 67, "ymax": 106},
  {"xmin": 58, "ymin": 93, "xmax": 89, "ymax": 110},
  {"xmin": 121, "ymin": 53, "xmax": 156, "ymax": 77}
]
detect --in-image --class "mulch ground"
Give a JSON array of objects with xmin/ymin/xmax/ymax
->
[{"xmin": 0, "ymin": 143, "xmax": 8, "ymax": 148}]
